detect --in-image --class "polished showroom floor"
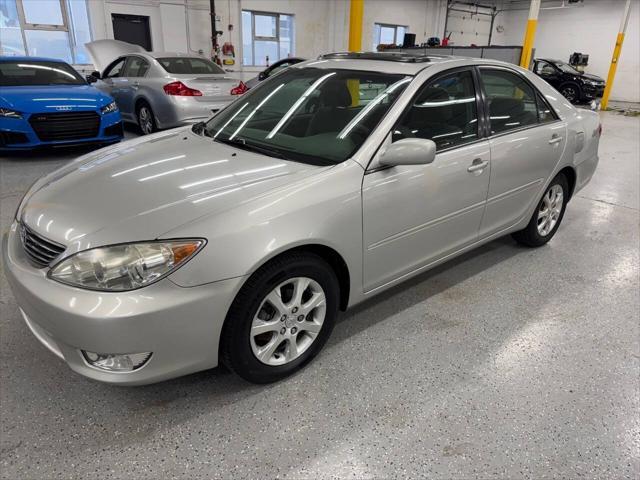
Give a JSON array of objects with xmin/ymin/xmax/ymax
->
[{"xmin": 1, "ymin": 113, "xmax": 638, "ymax": 479}]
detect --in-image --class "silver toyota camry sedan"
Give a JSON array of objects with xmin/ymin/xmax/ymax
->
[
  {"xmin": 85, "ymin": 40, "xmax": 242, "ymax": 134},
  {"xmin": 4, "ymin": 52, "xmax": 601, "ymax": 385}
]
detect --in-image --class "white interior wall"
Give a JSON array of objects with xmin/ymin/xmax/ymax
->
[
  {"xmin": 492, "ymin": 0, "xmax": 640, "ymax": 102},
  {"xmin": 362, "ymin": 0, "xmax": 447, "ymax": 49},
  {"xmin": 85, "ymin": 0, "xmax": 639, "ymax": 102}
]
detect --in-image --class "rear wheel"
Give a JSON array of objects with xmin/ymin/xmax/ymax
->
[
  {"xmin": 512, "ymin": 173, "xmax": 568, "ymax": 247},
  {"xmin": 221, "ymin": 252, "xmax": 339, "ymax": 383},
  {"xmin": 136, "ymin": 102, "xmax": 157, "ymax": 135}
]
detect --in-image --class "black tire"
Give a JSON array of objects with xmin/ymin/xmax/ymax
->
[
  {"xmin": 136, "ymin": 101, "xmax": 157, "ymax": 135},
  {"xmin": 512, "ymin": 173, "xmax": 569, "ymax": 247},
  {"xmin": 559, "ymin": 83, "xmax": 581, "ymax": 103},
  {"xmin": 220, "ymin": 252, "xmax": 339, "ymax": 383}
]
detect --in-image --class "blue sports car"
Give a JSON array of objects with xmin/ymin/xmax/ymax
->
[{"xmin": 0, "ymin": 57, "xmax": 123, "ymax": 150}]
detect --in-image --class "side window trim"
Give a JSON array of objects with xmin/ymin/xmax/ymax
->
[{"xmin": 476, "ymin": 65, "xmax": 562, "ymax": 139}]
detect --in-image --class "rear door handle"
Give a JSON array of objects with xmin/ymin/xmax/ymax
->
[
  {"xmin": 467, "ymin": 158, "xmax": 489, "ymax": 173},
  {"xmin": 549, "ymin": 134, "xmax": 563, "ymax": 145}
]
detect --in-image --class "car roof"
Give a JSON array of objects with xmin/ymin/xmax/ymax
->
[
  {"xmin": 143, "ymin": 52, "xmax": 209, "ymax": 60},
  {"xmin": 296, "ymin": 52, "xmax": 518, "ymax": 75},
  {"xmin": 0, "ymin": 56, "xmax": 70, "ymax": 63}
]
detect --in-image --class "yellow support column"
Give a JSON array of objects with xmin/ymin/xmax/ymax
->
[
  {"xmin": 347, "ymin": 0, "xmax": 364, "ymax": 106},
  {"xmin": 601, "ymin": 0, "xmax": 632, "ymax": 110},
  {"xmin": 348, "ymin": 0, "xmax": 364, "ymax": 52},
  {"xmin": 519, "ymin": 0, "xmax": 541, "ymax": 69}
]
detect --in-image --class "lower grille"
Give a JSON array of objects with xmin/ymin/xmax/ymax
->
[
  {"xmin": 29, "ymin": 111, "xmax": 100, "ymax": 142},
  {"xmin": 104, "ymin": 121, "xmax": 123, "ymax": 137},
  {"xmin": 20, "ymin": 223, "xmax": 66, "ymax": 268},
  {"xmin": 0, "ymin": 131, "xmax": 28, "ymax": 146}
]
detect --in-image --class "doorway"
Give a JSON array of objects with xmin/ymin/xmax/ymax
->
[{"xmin": 111, "ymin": 14, "xmax": 152, "ymax": 51}]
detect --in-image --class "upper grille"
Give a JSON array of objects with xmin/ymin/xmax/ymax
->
[
  {"xmin": 20, "ymin": 223, "xmax": 66, "ymax": 268},
  {"xmin": 28, "ymin": 111, "xmax": 100, "ymax": 142}
]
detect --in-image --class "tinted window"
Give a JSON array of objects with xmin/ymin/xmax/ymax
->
[
  {"xmin": 481, "ymin": 69, "xmax": 538, "ymax": 135},
  {"xmin": 393, "ymin": 70, "xmax": 478, "ymax": 150},
  {"xmin": 104, "ymin": 58, "xmax": 126, "ymax": 78},
  {"xmin": 201, "ymin": 68, "xmax": 410, "ymax": 165},
  {"xmin": 534, "ymin": 60, "xmax": 555, "ymax": 76},
  {"xmin": 0, "ymin": 60, "xmax": 84, "ymax": 86},
  {"xmin": 536, "ymin": 92, "xmax": 557, "ymax": 123},
  {"xmin": 158, "ymin": 57, "xmax": 224, "ymax": 74},
  {"xmin": 123, "ymin": 57, "xmax": 150, "ymax": 77}
]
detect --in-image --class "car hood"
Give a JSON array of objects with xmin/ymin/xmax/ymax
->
[
  {"xmin": 0, "ymin": 85, "xmax": 113, "ymax": 113},
  {"xmin": 20, "ymin": 128, "xmax": 327, "ymax": 251},
  {"xmin": 581, "ymin": 73, "xmax": 605, "ymax": 82},
  {"xmin": 85, "ymin": 39, "xmax": 145, "ymax": 72}
]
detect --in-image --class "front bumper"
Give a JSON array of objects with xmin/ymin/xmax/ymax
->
[
  {"xmin": 583, "ymin": 83, "xmax": 605, "ymax": 99},
  {"xmin": 3, "ymin": 222, "xmax": 244, "ymax": 385},
  {"xmin": 0, "ymin": 110, "xmax": 123, "ymax": 150}
]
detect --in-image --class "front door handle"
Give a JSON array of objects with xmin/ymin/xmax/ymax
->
[
  {"xmin": 467, "ymin": 158, "xmax": 489, "ymax": 173},
  {"xmin": 549, "ymin": 134, "xmax": 563, "ymax": 145}
]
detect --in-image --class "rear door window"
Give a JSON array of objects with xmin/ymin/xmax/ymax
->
[
  {"xmin": 480, "ymin": 69, "xmax": 539, "ymax": 135},
  {"xmin": 123, "ymin": 56, "xmax": 150, "ymax": 77},
  {"xmin": 393, "ymin": 69, "xmax": 479, "ymax": 150}
]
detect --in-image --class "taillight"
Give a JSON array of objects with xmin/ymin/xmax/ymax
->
[
  {"xmin": 230, "ymin": 81, "xmax": 248, "ymax": 95},
  {"xmin": 163, "ymin": 81, "xmax": 202, "ymax": 96}
]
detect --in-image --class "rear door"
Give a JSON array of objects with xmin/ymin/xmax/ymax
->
[
  {"xmin": 477, "ymin": 67, "xmax": 567, "ymax": 237},
  {"xmin": 362, "ymin": 68, "xmax": 491, "ymax": 291}
]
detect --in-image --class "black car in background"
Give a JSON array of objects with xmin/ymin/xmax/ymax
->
[
  {"xmin": 533, "ymin": 58, "xmax": 606, "ymax": 104},
  {"xmin": 245, "ymin": 57, "xmax": 306, "ymax": 90}
]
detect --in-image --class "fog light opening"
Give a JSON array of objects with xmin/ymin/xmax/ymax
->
[{"xmin": 82, "ymin": 351, "xmax": 152, "ymax": 372}]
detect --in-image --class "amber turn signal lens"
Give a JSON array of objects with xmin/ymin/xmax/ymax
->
[{"xmin": 171, "ymin": 242, "xmax": 201, "ymax": 264}]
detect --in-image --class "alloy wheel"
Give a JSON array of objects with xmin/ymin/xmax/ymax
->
[
  {"xmin": 561, "ymin": 86, "xmax": 577, "ymax": 102},
  {"xmin": 537, "ymin": 184, "xmax": 564, "ymax": 236},
  {"xmin": 138, "ymin": 106, "xmax": 154, "ymax": 134},
  {"xmin": 250, "ymin": 277, "xmax": 326, "ymax": 366}
]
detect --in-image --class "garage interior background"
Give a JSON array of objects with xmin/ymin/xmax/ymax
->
[{"xmin": 3, "ymin": 0, "xmax": 638, "ymax": 103}]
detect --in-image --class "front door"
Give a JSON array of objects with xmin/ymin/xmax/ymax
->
[
  {"xmin": 477, "ymin": 67, "xmax": 567, "ymax": 237},
  {"xmin": 97, "ymin": 57, "xmax": 127, "ymax": 107},
  {"xmin": 363, "ymin": 68, "xmax": 491, "ymax": 292}
]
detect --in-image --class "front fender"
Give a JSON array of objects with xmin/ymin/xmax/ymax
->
[{"xmin": 163, "ymin": 160, "xmax": 365, "ymax": 304}]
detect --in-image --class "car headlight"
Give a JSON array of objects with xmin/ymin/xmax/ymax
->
[
  {"xmin": 48, "ymin": 240, "xmax": 205, "ymax": 291},
  {"xmin": 101, "ymin": 101, "xmax": 118, "ymax": 114},
  {"xmin": 0, "ymin": 107, "xmax": 22, "ymax": 119}
]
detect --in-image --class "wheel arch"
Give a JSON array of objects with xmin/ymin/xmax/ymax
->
[
  {"xmin": 558, "ymin": 166, "xmax": 577, "ymax": 200},
  {"xmin": 245, "ymin": 243, "xmax": 351, "ymax": 312}
]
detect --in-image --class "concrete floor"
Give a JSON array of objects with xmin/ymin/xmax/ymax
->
[{"xmin": 1, "ymin": 113, "xmax": 638, "ymax": 479}]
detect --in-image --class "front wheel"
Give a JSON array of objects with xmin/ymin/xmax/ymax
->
[
  {"xmin": 560, "ymin": 83, "xmax": 581, "ymax": 103},
  {"xmin": 221, "ymin": 253, "xmax": 339, "ymax": 383},
  {"xmin": 512, "ymin": 173, "xmax": 569, "ymax": 247}
]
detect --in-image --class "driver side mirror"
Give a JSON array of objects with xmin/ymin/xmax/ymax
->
[
  {"xmin": 258, "ymin": 71, "xmax": 268, "ymax": 81},
  {"xmin": 86, "ymin": 71, "xmax": 101, "ymax": 83},
  {"xmin": 379, "ymin": 138, "xmax": 437, "ymax": 167}
]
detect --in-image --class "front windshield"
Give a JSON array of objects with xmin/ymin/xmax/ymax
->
[
  {"xmin": 555, "ymin": 61, "xmax": 580, "ymax": 74},
  {"xmin": 0, "ymin": 61, "xmax": 85, "ymax": 86},
  {"xmin": 200, "ymin": 67, "xmax": 411, "ymax": 165}
]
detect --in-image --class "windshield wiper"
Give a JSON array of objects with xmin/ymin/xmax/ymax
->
[{"xmin": 215, "ymin": 136, "xmax": 288, "ymax": 160}]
